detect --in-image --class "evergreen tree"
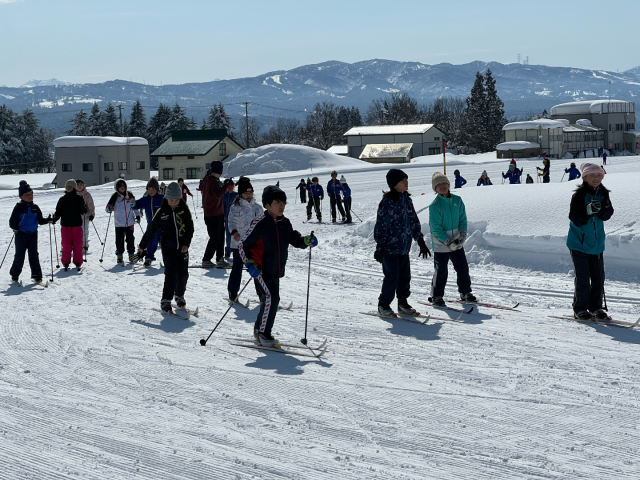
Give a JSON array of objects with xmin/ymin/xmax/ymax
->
[
  {"xmin": 102, "ymin": 103, "xmax": 121, "ymax": 136},
  {"xmin": 66, "ymin": 109, "xmax": 90, "ymax": 136},
  {"xmin": 206, "ymin": 103, "xmax": 235, "ymax": 132},
  {"xmin": 167, "ymin": 103, "xmax": 191, "ymax": 132},
  {"xmin": 0, "ymin": 105, "xmax": 20, "ymax": 168},
  {"xmin": 484, "ymin": 69, "xmax": 506, "ymax": 150},
  {"xmin": 147, "ymin": 103, "xmax": 173, "ymax": 152},
  {"xmin": 457, "ymin": 72, "xmax": 487, "ymax": 152},
  {"xmin": 88, "ymin": 102, "xmax": 103, "ymax": 136},
  {"xmin": 125, "ymin": 100, "xmax": 147, "ymax": 137}
]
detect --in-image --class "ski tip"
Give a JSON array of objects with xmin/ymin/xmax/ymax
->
[
  {"xmin": 465, "ymin": 306, "xmax": 474, "ymax": 314},
  {"xmin": 193, "ymin": 307, "xmax": 199, "ymax": 316}
]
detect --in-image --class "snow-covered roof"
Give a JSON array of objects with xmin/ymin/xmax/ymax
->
[
  {"xmin": 344, "ymin": 124, "xmax": 435, "ymax": 136},
  {"xmin": 502, "ymin": 119, "xmax": 566, "ymax": 131},
  {"xmin": 496, "ymin": 141, "xmax": 540, "ymax": 151},
  {"xmin": 551, "ymin": 99, "xmax": 633, "ymax": 116},
  {"xmin": 53, "ymin": 136, "xmax": 148, "ymax": 147},
  {"xmin": 327, "ymin": 145, "xmax": 348, "ymax": 155},
  {"xmin": 360, "ymin": 143, "xmax": 413, "ymax": 159},
  {"xmin": 563, "ymin": 124, "xmax": 603, "ymax": 132}
]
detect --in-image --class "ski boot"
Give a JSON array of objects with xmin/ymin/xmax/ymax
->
[
  {"xmin": 307, "ymin": 215, "xmax": 312, "ymax": 221},
  {"xmin": 63, "ymin": 263, "xmax": 70, "ymax": 272},
  {"xmin": 592, "ymin": 309, "xmax": 610, "ymax": 321},
  {"xmin": 258, "ymin": 332, "xmax": 279, "ymax": 348},
  {"xmin": 430, "ymin": 296, "xmax": 446, "ymax": 307},
  {"xmin": 253, "ymin": 328, "xmax": 260, "ymax": 342},
  {"xmin": 398, "ymin": 299, "xmax": 416, "ymax": 315},
  {"xmin": 574, "ymin": 310, "xmax": 593, "ymax": 321},
  {"xmin": 460, "ymin": 292, "xmax": 477, "ymax": 302},
  {"xmin": 342, "ymin": 216, "xmax": 346, "ymax": 222},
  {"xmin": 144, "ymin": 258, "xmax": 153, "ymax": 267},
  {"xmin": 161, "ymin": 299, "xmax": 173, "ymax": 314},
  {"xmin": 74, "ymin": 263, "xmax": 82, "ymax": 272},
  {"xmin": 117, "ymin": 253, "xmax": 124, "ymax": 265},
  {"xmin": 175, "ymin": 295, "xmax": 186, "ymax": 309},
  {"xmin": 201, "ymin": 259, "xmax": 215, "ymax": 268},
  {"xmin": 128, "ymin": 253, "xmax": 135, "ymax": 263},
  {"xmin": 228, "ymin": 291, "xmax": 239, "ymax": 303},
  {"xmin": 11, "ymin": 276, "xmax": 20, "ymax": 284},
  {"xmin": 331, "ymin": 217, "xmax": 337, "ymax": 223},
  {"xmin": 378, "ymin": 303, "xmax": 395, "ymax": 317},
  {"xmin": 216, "ymin": 258, "xmax": 231, "ymax": 268}
]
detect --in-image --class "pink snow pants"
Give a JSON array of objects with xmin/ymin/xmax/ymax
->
[{"xmin": 61, "ymin": 226, "xmax": 84, "ymax": 266}]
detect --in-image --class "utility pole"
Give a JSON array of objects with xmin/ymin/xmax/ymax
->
[
  {"xmin": 117, "ymin": 104, "xmax": 124, "ymax": 136},
  {"xmin": 241, "ymin": 101, "xmax": 251, "ymax": 147}
]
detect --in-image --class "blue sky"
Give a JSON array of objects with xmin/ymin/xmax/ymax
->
[{"xmin": 1, "ymin": 0, "xmax": 639, "ymax": 86}]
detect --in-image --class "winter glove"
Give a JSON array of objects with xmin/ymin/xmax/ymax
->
[
  {"xmin": 88, "ymin": 215, "xmax": 94, "ymax": 222},
  {"xmin": 131, "ymin": 250, "xmax": 145, "ymax": 263},
  {"xmin": 444, "ymin": 236, "xmax": 455, "ymax": 247},
  {"xmin": 46, "ymin": 214, "xmax": 53, "ymax": 224},
  {"xmin": 417, "ymin": 237, "xmax": 431, "ymax": 258},
  {"xmin": 374, "ymin": 248, "xmax": 384, "ymax": 263},
  {"xmin": 244, "ymin": 260, "xmax": 262, "ymax": 278},
  {"xmin": 458, "ymin": 230, "xmax": 468, "ymax": 246},
  {"xmin": 304, "ymin": 234, "xmax": 318, "ymax": 247},
  {"xmin": 136, "ymin": 216, "xmax": 141, "ymax": 224},
  {"xmin": 106, "ymin": 205, "xmax": 114, "ymax": 213},
  {"xmin": 12, "ymin": 229, "xmax": 18, "ymax": 233},
  {"xmin": 586, "ymin": 200, "xmax": 601, "ymax": 215}
]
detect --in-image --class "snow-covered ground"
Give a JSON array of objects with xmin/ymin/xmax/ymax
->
[{"xmin": 1, "ymin": 150, "xmax": 639, "ymax": 479}]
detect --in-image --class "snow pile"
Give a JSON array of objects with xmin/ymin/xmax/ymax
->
[
  {"xmin": 222, "ymin": 144, "xmax": 364, "ymax": 176},
  {"xmin": 0, "ymin": 173, "xmax": 57, "ymax": 191},
  {"xmin": 53, "ymin": 136, "xmax": 148, "ymax": 147}
]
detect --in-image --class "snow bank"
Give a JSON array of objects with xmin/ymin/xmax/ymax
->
[
  {"xmin": 0, "ymin": 173, "xmax": 57, "ymax": 191},
  {"xmin": 53, "ymin": 136, "xmax": 148, "ymax": 147},
  {"xmin": 496, "ymin": 141, "xmax": 540, "ymax": 150}
]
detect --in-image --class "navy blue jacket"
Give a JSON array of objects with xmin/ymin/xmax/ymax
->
[
  {"xmin": 454, "ymin": 175, "xmax": 467, "ymax": 188},
  {"xmin": 307, "ymin": 184, "xmax": 324, "ymax": 198},
  {"xmin": 503, "ymin": 168, "xmax": 522, "ymax": 184},
  {"xmin": 374, "ymin": 191, "xmax": 423, "ymax": 255},
  {"xmin": 565, "ymin": 166, "xmax": 581, "ymax": 181},
  {"xmin": 135, "ymin": 193, "xmax": 164, "ymax": 224},
  {"xmin": 342, "ymin": 184, "xmax": 351, "ymax": 199},
  {"xmin": 9, "ymin": 201, "xmax": 48, "ymax": 233},
  {"xmin": 327, "ymin": 179, "xmax": 342, "ymax": 196},
  {"xmin": 223, "ymin": 191, "xmax": 238, "ymax": 220}
]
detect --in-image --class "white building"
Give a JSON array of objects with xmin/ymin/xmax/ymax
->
[
  {"xmin": 343, "ymin": 124, "xmax": 444, "ymax": 159},
  {"xmin": 359, "ymin": 143, "xmax": 413, "ymax": 164}
]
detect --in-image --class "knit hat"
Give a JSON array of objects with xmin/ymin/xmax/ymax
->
[
  {"xmin": 510, "ymin": 159, "xmax": 517, "ymax": 167},
  {"xmin": 482, "ymin": 170, "xmax": 488, "ymax": 177},
  {"xmin": 509, "ymin": 163, "xmax": 515, "ymax": 169},
  {"xmin": 307, "ymin": 177, "xmax": 311, "ymax": 183},
  {"xmin": 262, "ymin": 185, "xmax": 287, "ymax": 206},
  {"xmin": 146, "ymin": 177, "xmax": 159, "ymax": 191},
  {"xmin": 209, "ymin": 161, "xmax": 223, "ymax": 175},
  {"xmin": 431, "ymin": 172, "xmax": 450, "ymax": 192},
  {"xmin": 66, "ymin": 179, "xmax": 77, "ymax": 190},
  {"xmin": 237, "ymin": 176, "xmax": 253, "ymax": 195},
  {"xmin": 580, "ymin": 163, "xmax": 605, "ymax": 177},
  {"xmin": 18, "ymin": 180, "xmax": 32, "ymax": 197},
  {"xmin": 331, "ymin": 170, "xmax": 338, "ymax": 176},
  {"xmin": 339, "ymin": 175, "xmax": 347, "ymax": 184},
  {"xmin": 386, "ymin": 169, "xmax": 408, "ymax": 190},
  {"xmin": 114, "ymin": 179, "xmax": 127, "ymax": 191},
  {"xmin": 164, "ymin": 182, "xmax": 182, "ymax": 200},
  {"xmin": 223, "ymin": 178, "xmax": 235, "ymax": 188}
]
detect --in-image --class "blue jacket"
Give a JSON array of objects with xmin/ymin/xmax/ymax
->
[
  {"xmin": 327, "ymin": 179, "xmax": 342, "ymax": 196},
  {"xmin": 223, "ymin": 191, "xmax": 238, "ymax": 220},
  {"xmin": 374, "ymin": 191, "xmax": 423, "ymax": 255},
  {"xmin": 477, "ymin": 179, "xmax": 493, "ymax": 186},
  {"xmin": 307, "ymin": 184, "xmax": 324, "ymax": 198},
  {"xmin": 341, "ymin": 184, "xmax": 351, "ymax": 200},
  {"xmin": 502, "ymin": 168, "xmax": 522, "ymax": 184},
  {"xmin": 566, "ymin": 185, "xmax": 613, "ymax": 255},
  {"xmin": 454, "ymin": 175, "xmax": 467, "ymax": 188},
  {"xmin": 9, "ymin": 201, "xmax": 47, "ymax": 233},
  {"xmin": 134, "ymin": 193, "xmax": 164, "ymax": 224},
  {"xmin": 565, "ymin": 167, "xmax": 581, "ymax": 181}
]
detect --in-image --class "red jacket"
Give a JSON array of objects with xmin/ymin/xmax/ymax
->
[
  {"xmin": 181, "ymin": 184, "xmax": 192, "ymax": 201},
  {"xmin": 201, "ymin": 174, "xmax": 225, "ymax": 216}
]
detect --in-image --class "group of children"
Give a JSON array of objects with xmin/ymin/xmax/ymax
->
[{"xmin": 296, "ymin": 171, "xmax": 353, "ymax": 223}]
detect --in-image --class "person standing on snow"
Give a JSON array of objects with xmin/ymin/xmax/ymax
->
[
  {"xmin": 52, "ymin": 179, "xmax": 88, "ymax": 271},
  {"xmin": 477, "ymin": 170, "xmax": 493, "ymax": 186},
  {"xmin": 133, "ymin": 178, "xmax": 164, "ymax": 267},
  {"xmin": 453, "ymin": 169, "xmax": 467, "ymax": 188},
  {"xmin": 137, "ymin": 182, "xmax": 194, "ymax": 315},
  {"xmin": 306, "ymin": 176, "xmax": 324, "ymax": 222},
  {"xmin": 75, "ymin": 180, "xmax": 95, "ymax": 252},
  {"xmin": 105, "ymin": 178, "xmax": 140, "ymax": 265},
  {"xmin": 565, "ymin": 162, "xmax": 581, "ymax": 181},
  {"xmin": 502, "ymin": 160, "xmax": 522, "ymax": 184},
  {"xmin": 9, "ymin": 181, "xmax": 51, "ymax": 284},
  {"xmin": 340, "ymin": 175, "xmax": 353, "ymax": 223},
  {"xmin": 222, "ymin": 178, "xmax": 238, "ymax": 261},
  {"xmin": 537, "ymin": 158, "xmax": 550, "ymax": 183},
  {"xmin": 295, "ymin": 179, "xmax": 307, "ymax": 204},
  {"xmin": 178, "ymin": 178, "xmax": 193, "ymax": 202},
  {"xmin": 526, "ymin": 174, "xmax": 534, "ymax": 184},
  {"xmin": 566, "ymin": 163, "xmax": 614, "ymax": 321},
  {"xmin": 327, "ymin": 170, "xmax": 346, "ymax": 222},
  {"xmin": 602, "ymin": 150, "xmax": 608, "ymax": 165},
  {"xmin": 374, "ymin": 169, "xmax": 431, "ymax": 317},
  {"xmin": 428, "ymin": 172, "xmax": 476, "ymax": 307},
  {"xmin": 201, "ymin": 161, "xmax": 229, "ymax": 268}
]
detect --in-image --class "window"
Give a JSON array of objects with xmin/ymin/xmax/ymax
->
[
  {"xmin": 219, "ymin": 143, "xmax": 226, "ymax": 156},
  {"xmin": 165, "ymin": 156, "xmax": 173, "ymax": 160},
  {"xmin": 104, "ymin": 162, "xmax": 113, "ymax": 171},
  {"xmin": 428, "ymin": 147, "xmax": 441, "ymax": 155},
  {"xmin": 186, "ymin": 168, "xmax": 198, "ymax": 179},
  {"xmin": 205, "ymin": 163, "xmax": 211, "ymax": 170},
  {"xmin": 609, "ymin": 124, "xmax": 613, "ymax": 131},
  {"xmin": 163, "ymin": 168, "xmax": 174, "ymax": 180},
  {"xmin": 82, "ymin": 163, "xmax": 93, "ymax": 172},
  {"xmin": 118, "ymin": 162, "xmax": 127, "ymax": 170},
  {"xmin": 187, "ymin": 155, "xmax": 195, "ymax": 159},
  {"xmin": 136, "ymin": 161, "xmax": 145, "ymax": 169},
  {"xmin": 62, "ymin": 163, "xmax": 72, "ymax": 172},
  {"xmin": 434, "ymin": 136, "xmax": 440, "ymax": 141}
]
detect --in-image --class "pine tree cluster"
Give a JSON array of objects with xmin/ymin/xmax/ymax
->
[{"xmin": 0, "ymin": 105, "xmax": 54, "ymax": 174}]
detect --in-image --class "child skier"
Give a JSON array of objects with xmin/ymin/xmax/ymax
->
[
  {"xmin": 75, "ymin": 180, "xmax": 95, "ymax": 252},
  {"xmin": 9, "ymin": 181, "xmax": 51, "ymax": 284},
  {"xmin": 477, "ymin": 170, "xmax": 493, "ymax": 186},
  {"xmin": 133, "ymin": 178, "xmax": 164, "ymax": 267},
  {"xmin": 295, "ymin": 179, "xmax": 307, "ymax": 203},
  {"xmin": 453, "ymin": 169, "xmax": 467, "ymax": 188},
  {"xmin": 502, "ymin": 160, "xmax": 522, "ymax": 184},
  {"xmin": 306, "ymin": 176, "xmax": 324, "ymax": 222},
  {"xmin": 428, "ymin": 172, "xmax": 476, "ymax": 307},
  {"xmin": 52, "ymin": 179, "xmax": 88, "ymax": 271},
  {"xmin": 340, "ymin": 175, "xmax": 352, "ymax": 223},
  {"xmin": 227, "ymin": 177, "xmax": 263, "ymax": 302},
  {"xmin": 374, "ymin": 169, "xmax": 431, "ymax": 316},
  {"xmin": 137, "ymin": 182, "xmax": 194, "ymax": 314},
  {"xmin": 222, "ymin": 178, "xmax": 238, "ymax": 260},
  {"xmin": 565, "ymin": 162, "xmax": 581, "ymax": 181},
  {"xmin": 526, "ymin": 174, "xmax": 534, "ymax": 184},
  {"xmin": 537, "ymin": 158, "xmax": 550, "ymax": 183},
  {"xmin": 239, "ymin": 185, "xmax": 317, "ymax": 347},
  {"xmin": 178, "ymin": 178, "xmax": 193, "ymax": 202},
  {"xmin": 105, "ymin": 179, "xmax": 141, "ymax": 264},
  {"xmin": 566, "ymin": 163, "xmax": 614, "ymax": 321},
  {"xmin": 327, "ymin": 170, "xmax": 346, "ymax": 222}
]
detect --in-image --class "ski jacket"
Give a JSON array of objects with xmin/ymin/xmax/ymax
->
[
  {"xmin": 566, "ymin": 185, "xmax": 613, "ymax": 255},
  {"xmin": 526, "ymin": 176, "xmax": 534, "ymax": 184},
  {"xmin": 134, "ymin": 193, "xmax": 164, "ymax": 224},
  {"xmin": 77, "ymin": 189, "xmax": 95, "ymax": 217},
  {"xmin": 201, "ymin": 174, "xmax": 225, "ymax": 216},
  {"xmin": 181, "ymin": 184, "xmax": 192, "ymax": 200},
  {"xmin": 307, "ymin": 184, "xmax": 324, "ymax": 198},
  {"xmin": 341, "ymin": 184, "xmax": 352, "ymax": 199},
  {"xmin": 374, "ymin": 191, "xmax": 423, "ymax": 255},
  {"xmin": 106, "ymin": 191, "xmax": 140, "ymax": 227},
  {"xmin": 565, "ymin": 167, "xmax": 581, "ymax": 181},
  {"xmin": 477, "ymin": 178, "xmax": 493, "ymax": 186},
  {"xmin": 240, "ymin": 214, "xmax": 307, "ymax": 278},
  {"xmin": 502, "ymin": 168, "xmax": 522, "ymax": 184},
  {"xmin": 295, "ymin": 181, "xmax": 306, "ymax": 191},
  {"xmin": 223, "ymin": 191, "xmax": 238, "ymax": 220},
  {"xmin": 53, "ymin": 191, "xmax": 88, "ymax": 227},
  {"xmin": 327, "ymin": 179, "xmax": 342, "ymax": 196},
  {"xmin": 454, "ymin": 176, "xmax": 467, "ymax": 189},
  {"xmin": 227, "ymin": 197, "xmax": 264, "ymax": 249},
  {"xmin": 9, "ymin": 201, "xmax": 48, "ymax": 233},
  {"xmin": 140, "ymin": 199, "xmax": 194, "ymax": 252},
  {"xmin": 538, "ymin": 165, "xmax": 549, "ymax": 180},
  {"xmin": 428, "ymin": 193, "xmax": 468, "ymax": 253}
]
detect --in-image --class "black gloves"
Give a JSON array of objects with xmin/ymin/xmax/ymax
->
[
  {"xmin": 418, "ymin": 237, "xmax": 431, "ymax": 258},
  {"xmin": 88, "ymin": 215, "xmax": 94, "ymax": 222},
  {"xmin": 374, "ymin": 248, "xmax": 383, "ymax": 263}
]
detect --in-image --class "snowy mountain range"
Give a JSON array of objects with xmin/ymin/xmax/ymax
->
[{"xmin": 2, "ymin": 60, "xmax": 639, "ymax": 134}]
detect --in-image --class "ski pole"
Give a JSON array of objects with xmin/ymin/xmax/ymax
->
[
  {"xmin": 91, "ymin": 220, "xmax": 103, "ymax": 245},
  {"xmin": 100, "ymin": 212, "xmax": 112, "ymax": 263},
  {"xmin": 0, "ymin": 231, "xmax": 15, "ymax": 270},
  {"xmin": 351, "ymin": 208, "xmax": 363, "ymax": 223},
  {"xmin": 54, "ymin": 224, "xmax": 60, "ymax": 268},
  {"xmin": 48, "ymin": 223, "xmax": 54, "ymax": 282},
  {"xmin": 301, "ymin": 231, "xmax": 315, "ymax": 345},
  {"xmin": 561, "ymin": 172, "xmax": 566, "ymax": 182},
  {"xmin": 199, "ymin": 277, "xmax": 253, "ymax": 346},
  {"xmin": 191, "ymin": 195, "xmax": 198, "ymax": 219}
]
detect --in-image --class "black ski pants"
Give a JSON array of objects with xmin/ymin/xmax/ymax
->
[
  {"xmin": 254, "ymin": 274, "xmax": 280, "ymax": 336},
  {"xmin": 343, "ymin": 197, "xmax": 352, "ymax": 223},
  {"xmin": 203, "ymin": 214, "xmax": 225, "ymax": 262},
  {"xmin": 379, "ymin": 253, "xmax": 411, "ymax": 306},
  {"xmin": 306, "ymin": 196, "xmax": 322, "ymax": 219},
  {"xmin": 162, "ymin": 247, "xmax": 189, "ymax": 301},
  {"xmin": 430, "ymin": 249, "xmax": 472, "ymax": 299},
  {"xmin": 10, "ymin": 231, "xmax": 42, "ymax": 281},
  {"xmin": 570, "ymin": 249, "xmax": 605, "ymax": 313},
  {"xmin": 329, "ymin": 194, "xmax": 345, "ymax": 220},
  {"xmin": 115, "ymin": 226, "xmax": 135, "ymax": 255},
  {"xmin": 299, "ymin": 189, "xmax": 306, "ymax": 203}
]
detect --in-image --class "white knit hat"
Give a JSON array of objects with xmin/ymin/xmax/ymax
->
[
  {"xmin": 339, "ymin": 175, "xmax": 347, "ymax": 184},
  {"xmin": 432, "ymin": 172, "xmax": 450, "ymax": 192}
]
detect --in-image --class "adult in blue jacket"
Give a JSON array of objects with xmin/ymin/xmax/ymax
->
[
  {"xmin": 374, "ymin": 169, "xmax": 431, "ymax": 317},
  {"xmin": 453, "ymin": 170, "xmax": 467, "ymax": 188},
  {"xmin": 566, "ymin": 163, "xmax": 613, "ymax": 321},
  {"xmin": 306, "ymin": 177, "xmax": 324, "ymax": 221},
  {"xmin": 502, "ymin": 163, "xmax": 522, "ymax": 184},
  {"xmin": 327, "ymin": 170, "xmax": 346, "ymax": 222},
  {"xmin": 134, "ymin": 178, "xmax": 164, "ymax": 266},
  {"xmin": 222, "ymin": 178, "xmax": 238, "ymax": 259},
  {"xmin": 564, "ymin": 162, "xmax": 581, "ymax": 181},
  {"xmin": 9, "ymin": 181, "xmax": 50, "ymax": 283}
]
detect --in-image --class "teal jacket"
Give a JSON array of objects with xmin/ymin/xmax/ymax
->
[
  {"xmin": 566, "ymin": 185, "xmax": 613, "ymax": 255},
  {"xmin": 428, "ymin": 193, "xmax": 467, "ymax": 252}
]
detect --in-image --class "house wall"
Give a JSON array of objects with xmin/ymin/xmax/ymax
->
[
  {"xmin": 550, "ymin": 111, "xmax": 636, "ymax": 152},
  {"xmin": 504, "ymin": 127, "xmax": 564, "ymax": 157},
  {"xmin": 346, "ymin": 127, "xmax": 444, "ymax": 159},
  {"xmin": 157, "ymin": 139, "xmax": 242, "ymax": 182}
]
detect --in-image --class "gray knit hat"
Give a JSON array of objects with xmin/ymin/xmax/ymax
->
[
  {"xmin": 431, "ymin": 172, "xmax": 450, "ymax": 192},
  {"xmin": 65, "ymin": 179, "xmax": 77, "ymax": 190},
  {"xmin": 164, "ymin": 182, "xmax": 182, "ymax": 200}
]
